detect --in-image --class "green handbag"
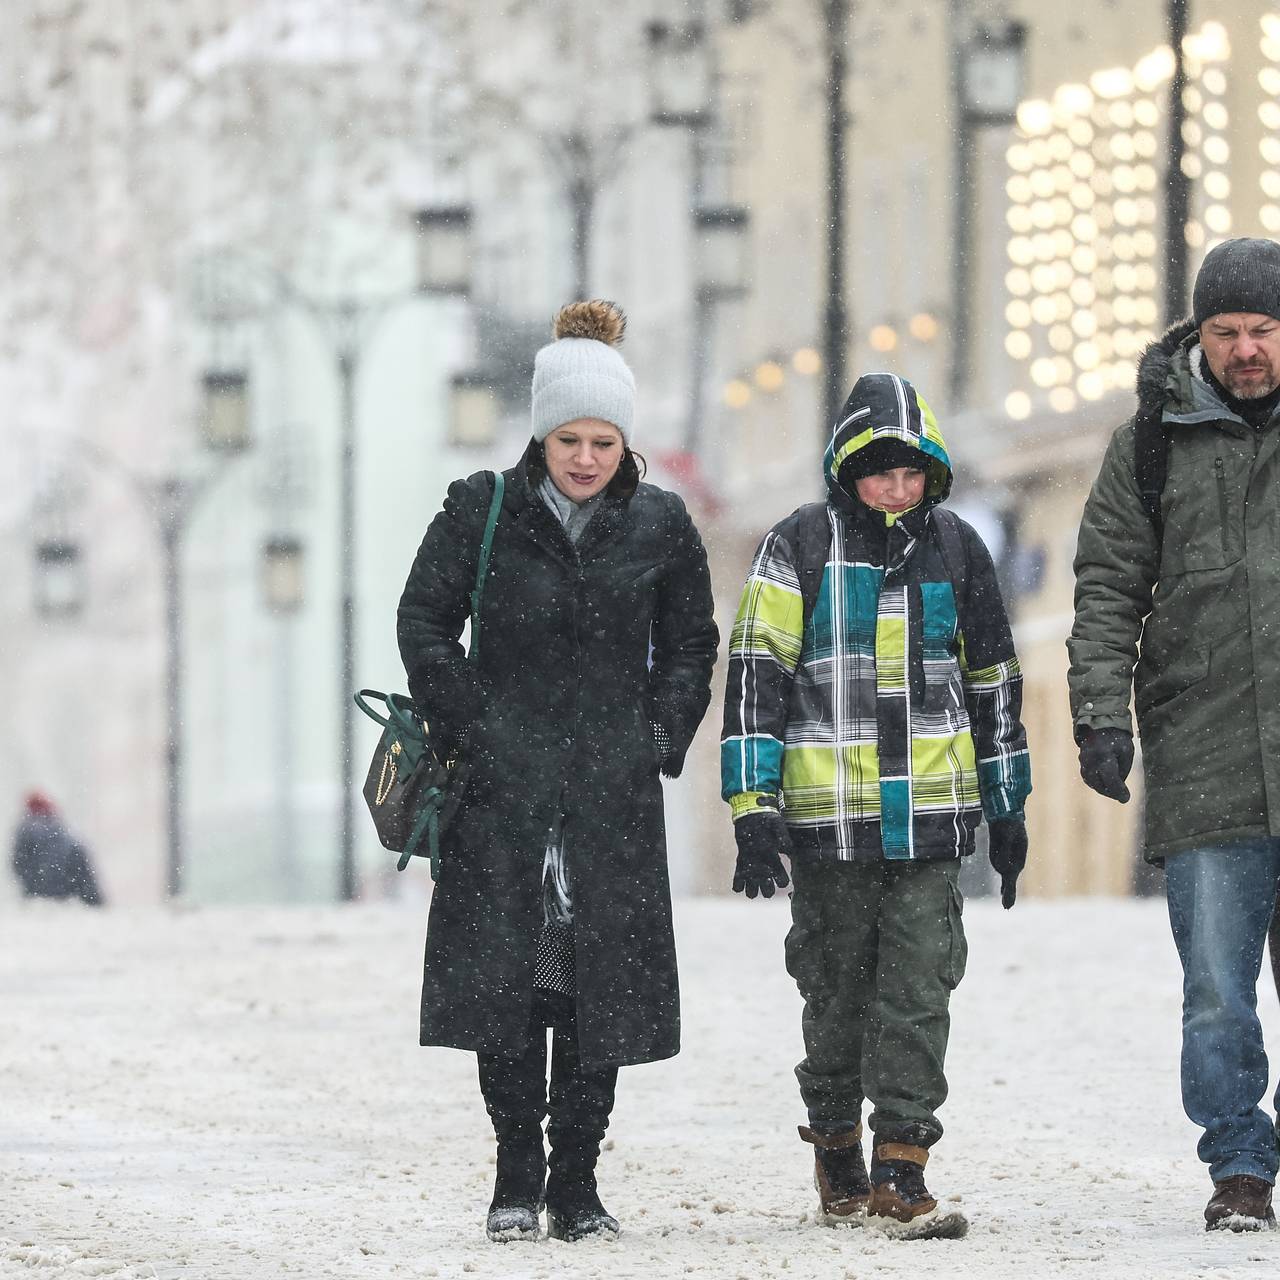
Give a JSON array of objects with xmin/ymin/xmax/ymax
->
[{"xmin": 354, "ymin": 471, "xmax": 504, "ymax": 879}]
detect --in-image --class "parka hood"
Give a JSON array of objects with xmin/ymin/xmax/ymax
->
[
  {"xmin": 824, "ymin": 373, "xmax": 953, "ymax": 508},
  {"xmin": 1135, "ymin": 317, "xmax": 1198, "ymax": 415}
]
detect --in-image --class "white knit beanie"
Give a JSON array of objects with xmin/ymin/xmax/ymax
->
[{"xmin": 531, "ymin": 300, "xmax": 635, "ymax": 445}]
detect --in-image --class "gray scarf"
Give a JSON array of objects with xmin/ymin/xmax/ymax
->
[{"xmin": 538, "ymin": 474, "xmax": 602, "ymax": 545}]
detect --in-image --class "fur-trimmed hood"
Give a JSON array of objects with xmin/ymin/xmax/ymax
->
[{"xmin": 1135, "ymin": 316, "xmax": 1198, "ymax": 414}]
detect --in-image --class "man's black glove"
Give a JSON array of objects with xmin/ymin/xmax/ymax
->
[
  {"xmin": 732, "ymin": 809, "xmax": 792, "ymax": 899},
  {"xmin": 1077, "ymin": 727, "xmax": 1134, "ymax": 803},
  {"xmin": 988, "ymin": 818, "xmax": 1028, "ymax": 910}
]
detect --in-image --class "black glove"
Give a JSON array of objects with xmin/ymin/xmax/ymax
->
[
  {"xmin": 1077, "ymin": 727, "xmax": 1134, "ymax": 803},
  {"xmin": 418, "ymin": 660, "xmax": 487, "ymax": 757},
  {"xmin": 732, "ymin": 809, "xmax": 792, "ymax": 899},
  {"xmin": 650, "ymin": 720, "xmax": 686, "ymax": 779},
  {"xmin": 988, "ymin": 818, "xmax": 1028, "ymax": 910}
]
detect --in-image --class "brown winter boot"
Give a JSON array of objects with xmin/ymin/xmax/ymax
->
[
  {"xmin": 866, "ymin": 1142, "xmax": 968, "ymax": 1240},
  {"xmin": 1204, "ymin": 1176, "xmax": 1277, "ymax": 1232},
  {"xmin": 798, "ymin": 1124, "xmax": 871, "ymax": 1225}
]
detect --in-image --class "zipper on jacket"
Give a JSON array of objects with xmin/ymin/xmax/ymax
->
[{"xmin": 1214, "ymin": 457, "xmax": 1229, "ymax": 553}]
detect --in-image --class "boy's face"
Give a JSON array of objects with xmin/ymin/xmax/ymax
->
[{"xmin": 854, "ymin": 466, "xmax": 927, "ymax": 514}]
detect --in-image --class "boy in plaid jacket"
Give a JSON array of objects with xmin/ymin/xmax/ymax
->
[{"xmin": 721, "ymin": 372, "xmax": 1031, "ymax": 1239}]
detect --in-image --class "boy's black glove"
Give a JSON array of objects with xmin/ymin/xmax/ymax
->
[
  {"xmin": 987, "ymin": 817, "xmax": 1028, "ymax": 909},
  {"xmin": 732, "ymin": 810, "xmax": 792, "ymax": 899},
  {"xmin": 1077, "ymin": 727, "xmax": 1134, "ymax": 803}
]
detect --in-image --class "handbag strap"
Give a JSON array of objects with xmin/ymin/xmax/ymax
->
[
  {"xmin": 468, "ymin": 470, "xmax": 505, "ymax": 663},
  {"xmin": 354, "ymin": 689, "xmax": 421, "ymax": 738},
  {"xmin": 354, "ymin": 689, "xmax": 392, "ymax": 727},
  {"xmin": 398, "ymin": 787, "xmax": 444, "ymax": 878}
]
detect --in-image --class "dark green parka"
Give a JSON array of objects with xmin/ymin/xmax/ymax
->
[{"xmin": 1069, "ymin": 318, "xmax": 1280, "ymax": 861}]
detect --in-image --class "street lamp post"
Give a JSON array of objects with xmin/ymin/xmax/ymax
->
[
  {"xmin": 32, "ymin": 452, "xmax": 242, "ymax": 900},
  {"xmin": 199, "ymin": 210, "xmax": 471, "ymax": 901},
  {"xmin": 334, "ymin": 326, "xmax": 360, "ymax": 903},
  {"xmin": 948, "ymin": 7, "xmax": 1026, "ymax": 410},
  {"xmin": 821, "ymin": 0, "xmax": 851, "ymax": 439},
  {"xmin": 689, "ymin": 205, "xmax": 750, "ymax": 453},
  {"xmin": 1163, "ymin": 0, "xmax": 1191, "ymax": 324},
  {"xmin": 156, "ymin": 482, "xmax": 188, "ymax": 900},
  {"xmin": 262, "ymin": 532, "xmax": 305, "ymax": 897},
  {"xmin": 648, "ymin": 19, "xmax": 751, "ymax": 454}
]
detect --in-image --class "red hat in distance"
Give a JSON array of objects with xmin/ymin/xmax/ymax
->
[{"xmin": 25, "ymin": 791, "xmax": 56, "ymax": 816}]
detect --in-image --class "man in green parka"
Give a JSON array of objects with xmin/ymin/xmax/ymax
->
[{"xmin": 1069, "ymin": 237, "xmax": 1280, "ymax": 1233}]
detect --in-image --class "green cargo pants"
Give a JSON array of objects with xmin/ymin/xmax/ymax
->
[{"xmin": 785, "ymin": 856, "xmax": 967, "ymax": 1147}]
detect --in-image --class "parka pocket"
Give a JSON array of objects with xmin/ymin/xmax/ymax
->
[
  {"xmin": 1160, "ymin": 452, "xmax": 1241, "ymax": 573},
  {"xmin": 1134, "ymin": 643, "xmax": 1211, "ymax": 720},
  {"xmin": 784, "ymin": 920, "xmax": 833, "ymax": 1007},
  {"xmin": 785, "ymin": 875, "xmax": 832, "ymax": 1006},
  {"xmin": 941, "ymin": 876, "xmax": 968, "ymax": 991}
]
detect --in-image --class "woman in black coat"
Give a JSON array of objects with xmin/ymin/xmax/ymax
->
[{"xmin": 397, "ymin": 301, "xmax": 718, "ymax": 1243}]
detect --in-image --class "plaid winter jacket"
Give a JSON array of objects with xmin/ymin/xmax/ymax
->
[{"xmin": 721, "ymin": 373, "xmax": 1032, "ymax": 861}]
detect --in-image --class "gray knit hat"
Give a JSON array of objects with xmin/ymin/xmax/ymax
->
[
  {"xmin": 531, "ymin": 300, "xmax": 635, "ymax": 444},
  {"xmin": 1193, "ymin": 237, "xmax": 1280, "ymax": 326}
]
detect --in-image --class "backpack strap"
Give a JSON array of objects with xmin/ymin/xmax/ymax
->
[
  {"xmin": 930, "ymin": 507, "xmax": 970, "ymax": 616},
  {"xmin": 1133, "ymin": 398, "xmax": 1167, "ymax": 540},
  {"xmin": 793, "ymin": 501, "xmax": 833, "ymax": 630}
]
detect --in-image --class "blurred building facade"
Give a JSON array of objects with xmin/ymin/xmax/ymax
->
[
  {"xmin": 2, "ymin": 1, "xmax": 1277, "ymax": 903},
  {"xmin": 685, "ymin": 1, "xmax": 1279, "ymax": 896}
]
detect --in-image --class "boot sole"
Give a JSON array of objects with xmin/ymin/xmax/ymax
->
[
  {"xmin": 818, "ymin": 1200, "xmax": 869, "ymax": 1228},
  {"xmin": 1205, "ymin": 1212, "xmax": 1278, "ymax": 1233},
  {"xmin": 546, "ymin": 1211, "xmax": 620, "ymax": 1242},
  {"xmin": 486, "ymin": 1222, "xmax": 542, "ymax": 1243},
  {"xmin": 866, "ymin": 1205, "xmax": 969, "ymax": 1241},
  {"xmin": 486, "ymin": 1206, "xmax": 544, "ymax": 1243},
  {"xmin": 818, "ymin": 1209, "xmax": 867, "ymax": 1228}
]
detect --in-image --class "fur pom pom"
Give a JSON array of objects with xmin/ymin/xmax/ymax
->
[{"xmin": 552, "ymin": 299, "xmax": 627, "ymax": 346}]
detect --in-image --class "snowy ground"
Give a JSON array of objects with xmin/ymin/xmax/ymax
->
[{"xmin": 3, "ymin": 896, "xmax": 1280, "ymax": 1280}]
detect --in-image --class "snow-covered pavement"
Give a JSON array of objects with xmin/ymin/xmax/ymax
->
[{"xmin": 3, "ymin": 895, "xmax": 1279, "ymax": 1279}]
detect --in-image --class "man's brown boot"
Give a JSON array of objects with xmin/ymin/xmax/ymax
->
[
  {"xmin": 1205, "ymin": 1175, "xmax": 1277, "ymax": 1232},
  {"xmin": 798, "ymin": 1124, "xmax": 871, "ymax": 1225},
  {"xmin": 866, "ymin": 1142, "xmax": 968, "ymax": 1240}
]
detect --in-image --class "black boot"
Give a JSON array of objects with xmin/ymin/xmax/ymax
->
[
  {"xmin": 486, "ymin": 1126, "xmax": 546, "ymax": 1242},
  {"xmin": 478, "ymin": 1034, "xmax": 550, "ymax": 1243},
  {"xmin": 546, "ymin": 1145, "xmax": 618, "ymax": 1241},
  {"xmin": 545, "ymin": 1020, "xmax": 620, "ymax": 1241}
]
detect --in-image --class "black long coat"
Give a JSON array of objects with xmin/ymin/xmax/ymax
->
[{"xmin": 397, "ymin": 444, "xmax": 718, "ymax": 1070}]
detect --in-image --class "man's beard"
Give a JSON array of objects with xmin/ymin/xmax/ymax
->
[{"xmin": 1221, "ymin": 364, "xmax": 1280, "ymax": 399}]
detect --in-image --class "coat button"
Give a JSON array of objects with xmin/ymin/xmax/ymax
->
[{"xmin": 560, "ymin": 737, "xmax": 573, "ymax": 750}]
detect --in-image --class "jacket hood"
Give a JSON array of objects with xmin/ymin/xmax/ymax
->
[
  {"xmin": 824, "ymin": 372, "xmax": 952, "ymax": 506},
  {"xmin": 1136, "ymin": 317, "xmax": 1198, "ymax": 414}
]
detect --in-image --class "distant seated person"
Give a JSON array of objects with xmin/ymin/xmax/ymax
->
[{"xmin": 11, "ymin": 792, "xmax": 105, "ymax": 906}]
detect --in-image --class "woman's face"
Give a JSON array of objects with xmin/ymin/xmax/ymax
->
[
  {"xmin": 854, "ymin": 466, "xmax": 927, "ymax": 514},
  {"xmin": 544, "ymin": 418, "xmax": 624, "ymax": 501}
]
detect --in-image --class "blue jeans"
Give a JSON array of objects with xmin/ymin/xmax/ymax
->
[{"xmin": 1165, "ymin": 839, "xmax": 1280, "ymax": 1183}]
